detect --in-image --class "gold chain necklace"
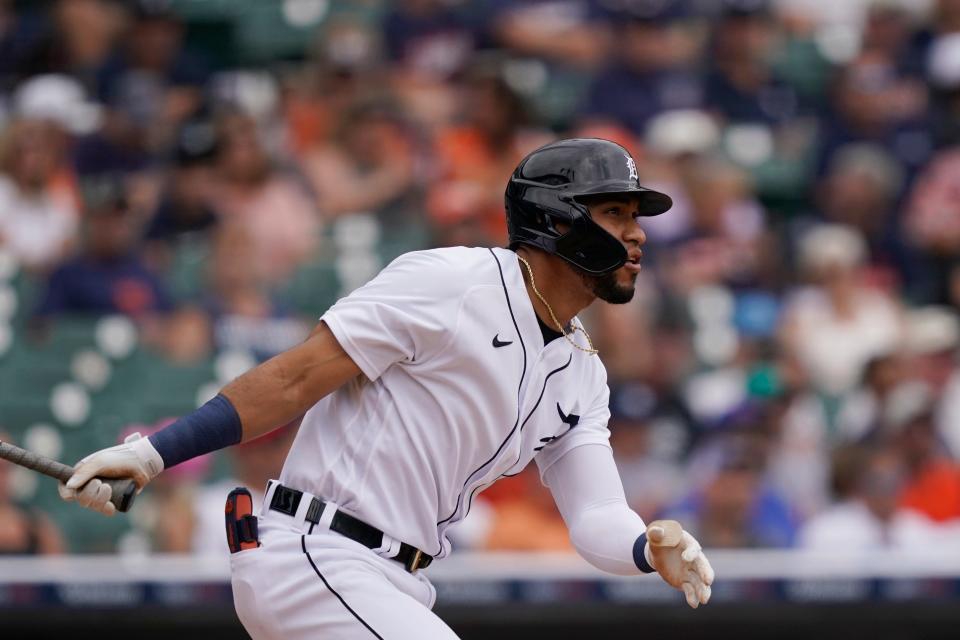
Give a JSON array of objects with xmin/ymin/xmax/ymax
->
[{"xmin": 516, "ymin": 255, "xmax": 598, "ymax": 355}]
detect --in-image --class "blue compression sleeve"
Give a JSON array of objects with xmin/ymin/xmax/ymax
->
[{"xmin": 148, "ymin": 394, "xmax": 243, "ymax": 469}]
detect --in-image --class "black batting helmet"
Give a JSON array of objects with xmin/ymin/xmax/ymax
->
[{"xmin": 505, "ymin": 138, "xmax": 671, "ymax": 275}]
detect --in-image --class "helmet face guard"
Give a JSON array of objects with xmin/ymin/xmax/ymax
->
[{"xmin": 505, "ymin": 138, "xmax": 672, "ymax": 275}]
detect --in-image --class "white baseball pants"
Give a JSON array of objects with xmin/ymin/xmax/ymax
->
[{"xmin": 230, "ymin": 514, "xmax": 459, "ymax": 639}]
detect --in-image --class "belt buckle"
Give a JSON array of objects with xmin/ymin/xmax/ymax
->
[{"xmin": 405, "ymin": 549, "xmax": 423, "ymax": 573}]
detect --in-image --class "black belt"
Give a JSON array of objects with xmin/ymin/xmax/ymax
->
[{"xmin": 268, "ymin": 483, "xmax": 433, "ymax": 573}]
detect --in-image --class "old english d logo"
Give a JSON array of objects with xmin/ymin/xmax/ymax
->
[{"xmin": 624, "ymin": 153, "xmax": 639, "ymax": 182}]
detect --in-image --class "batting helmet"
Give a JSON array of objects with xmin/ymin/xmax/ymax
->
[{"xmin": 505, "ymin": 138, "xmax": 672, "ymax": 275}]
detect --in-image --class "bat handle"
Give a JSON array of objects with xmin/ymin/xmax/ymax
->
[
  {"xmin": 0, "ymin": 441, "xmax": 139, "ymax": 512},
  {"xmin": 100, "ymin": 477, "xmax": 139, "ymax": 513},
  {"xmin": 49, "ymin": 468, "xmax": 138, "ymax": 514},
  {"xmin": 48, "ymin": 463, "xmax": 139, "ymax": 512},
  {"xmin": 58, "ymin": 468, "xmax": 139, "ymax": 513},
  {"xmin": 54, "ymin": 471, "xmax": 139, "ymax": 514}
]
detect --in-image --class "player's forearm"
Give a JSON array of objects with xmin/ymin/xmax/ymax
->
[
  {"xmin": 150, "ymin": 322, "xmax": 360, "ymax": 469},
  {"xmin": 567, "ymin": 498, "xmax": 648, "ymax": 575},
  {"xmin": 544, "ymin": 444, "xmax": 654, "ymax": 576},
  {"xmin": 222, "ymin": 321, "xmax": 362, "ymax": 441}
]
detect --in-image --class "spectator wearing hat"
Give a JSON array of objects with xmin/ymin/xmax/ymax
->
[
  {"xmin": 12, "ymin": 0, "xmax": 122, "ymax": 86},
  {"xmin": 816, "ymin": 52, "xmax": 932, "ymax": 181},
  {"xmin": 94, "ymin": 0, "xmax": 208, "ymax": 154},
  {"xmin": 813, "ymin": 143, "xmax": 906, "ymax": 276},
  {"xmin": 579, "ymin": 0, "xmax": 703, "ymax": 136},
  {"xmin": 780, "ymin": 223, "xmax": 904, "ymax": 399},
  {"xmin": 143, "ymin": 119, "xmax": 221, "ymax": 253},
  {"xmin": 71, "ymin": 1, "xmax": 208, "ymax": 176},
  {"xmin": 380, "ymin": 0, "xmax": 480, "ymax": 132},
  {"xmin": 704, "ymin": 0, "xmax": 802, "ymax": 126},
  {"xmin": 383, "ymin": 0, "xmax": 477, "ymax": 81},
  {"xmin": 0, "ymin": 116, "xmax": 80, "ymax": 272},
  {"xmin": 33, "ymin": 174, "xmax": 172, "ymax": 318},
  {"xmin": 897, "ymin": 306, "xmax": 960, "ymax": 457}
]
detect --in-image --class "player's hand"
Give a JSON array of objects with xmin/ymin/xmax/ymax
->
[
  {"xmin": 644, "ymin": 519, "xmax": 714, "ymax": 609},
  {"xmin": 58, "ymin": 433, "xmax": 164, "ymax": 516}
]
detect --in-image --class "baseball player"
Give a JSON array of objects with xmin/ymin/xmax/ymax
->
[{"xmin": 59, "ymin": 138, "xmax": 715, "ymax": 639}]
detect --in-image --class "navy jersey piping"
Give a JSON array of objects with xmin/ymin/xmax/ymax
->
[
  {"xmin": 467, "ymin": 353, "xmax": 573, "ymax": 506},
  {"xmin": 434, "ymin": 248, "xmax": 528, "ymax": 554},
  {"xmin": 301, "ymin": 534, "xmax": 384, "ymax": 639}
]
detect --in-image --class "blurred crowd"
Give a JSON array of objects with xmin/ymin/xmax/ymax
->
[{"xmin": 2, "ymin": 0, "xmax": 960, "ymax": 556}]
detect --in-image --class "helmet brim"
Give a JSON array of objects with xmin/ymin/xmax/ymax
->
[{"xmin": 569, "ymin": 182, "xmax": 673, "ymax": 217}]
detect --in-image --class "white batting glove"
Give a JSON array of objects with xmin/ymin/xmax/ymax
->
[
  {"xmin": 644, "ymin": 519, "xmax": 715, "ymax": 609},
  {"xmin": 58, "ymin": 433, "xmax": 164, "ymax": 516}
]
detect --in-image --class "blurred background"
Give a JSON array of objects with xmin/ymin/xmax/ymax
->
[{"xmin": 1, "ymin": 0, "xmax": 960, "ymax": 637}]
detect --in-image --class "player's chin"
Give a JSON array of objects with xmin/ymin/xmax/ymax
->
[{"xmin": 592, "ymin": 271, "xmax": 636, "ymax": 304}]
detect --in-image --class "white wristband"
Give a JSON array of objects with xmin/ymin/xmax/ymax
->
[{"xmin": 126, "ymin": 432, "xmax": 165, "ymax": 479}]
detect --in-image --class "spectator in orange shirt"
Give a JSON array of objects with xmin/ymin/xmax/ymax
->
[
  {"xmin": 892, "ymin": 394, "xmax": 960, "ymax": 522},
  {"xmin": 482, "ymin": 467, "xmax": 573, "ymax": 552},
  {"xmin": 428, "ymin": 71, "xmax": 551, "ymax": 247}
]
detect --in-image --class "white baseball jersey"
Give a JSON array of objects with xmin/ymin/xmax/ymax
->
[{"xmin": 280, "ymin": 246, "xmax": 612, "ymax": 558}]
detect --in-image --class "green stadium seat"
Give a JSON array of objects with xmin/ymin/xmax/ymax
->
[{"xmin": 280, "ymin": 257, "xmax": 341, "ymax": 318}]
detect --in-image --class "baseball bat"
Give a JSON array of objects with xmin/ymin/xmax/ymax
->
[
  {"xmin": 646, "ymin": 519, "xmax": 684, "ymax": 548},
  {"xmin": 0, "ymin": 439, "xmax": 138, "ymax": 512}
]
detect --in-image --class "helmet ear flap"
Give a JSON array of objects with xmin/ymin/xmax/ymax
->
[
  {"xmin": 506, "ymin": 184, "xmax": 628, "ymax": 275},
  {"xmin": 554, "ymin": 214, "xmax": 628, "ymax": 275}
]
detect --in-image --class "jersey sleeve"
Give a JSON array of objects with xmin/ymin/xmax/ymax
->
[
  {"xmin": 534, "ymin": 365, "xmax": 612, "ymax": 478},
  {"xmin": 320, "ymin": 251, "xmax": 463, "ymax": 381}
]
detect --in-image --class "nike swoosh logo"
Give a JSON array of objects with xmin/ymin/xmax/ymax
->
[{"xmin": 492, "ymin": 334, "xmax": 513, "ymax": 348}]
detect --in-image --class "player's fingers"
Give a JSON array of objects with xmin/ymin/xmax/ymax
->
[
  {"xmin": 58, "ymin": 482, "xmax": 77, "ymax": 502},
  {"xmin": 681, "ymin": 581, "xmax": 699, "ymax": 609},
  {"xmin": 680, "ymin": 532, "xmax": 702, "ymax": 563},
  {"xmin": 76, "ymin": 478, "xmax": 104, "ymax": 508},
  {"xmin": 93, "ymin": 481, "xmax": 114, "ymax": 515},
  {"xmin": 694, "ymin": 552, "xmax": 715, "ymax": 585},
  {"xmin": 80, "ymin": 481, "xmax": 115, "ymax": 516},
  {"xmin": 647, "ymin": 525, "xmax": 665, "ymax": 545},
  {"xmin": 685, "ymin": 570, "xmax": 710, "ymax": 605},
  {"xmin": 96, "ymin": 492, "xmax": 116, "ymax": 517},
  {"xmin": 66, "ymin": 459, "xmax": 100, "ymax": 490},
  {"xmin": 698, "ymin": 583, "xmax": 712, "ymax": 605}
]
